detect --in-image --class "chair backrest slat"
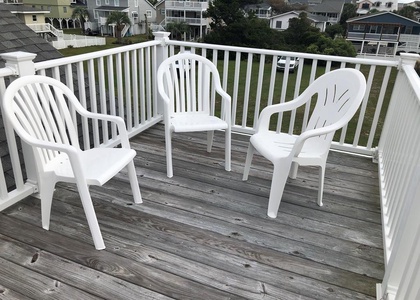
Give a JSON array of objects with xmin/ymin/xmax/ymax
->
[
  {"xmin": 3, "ymin": 76, "xmax": 83, "ymax": 171},
  {"xmin": 158, "ymin": 53, "xmax": 222, "ymax": 117}
]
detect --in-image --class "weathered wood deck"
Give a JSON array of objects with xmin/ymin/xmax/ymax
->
[{"xmin": 0, "ymin": 125, "xmax": 383, "ymax": 300}]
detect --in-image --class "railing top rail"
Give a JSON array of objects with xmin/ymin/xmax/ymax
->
[
  {"xmin": 166, "ymin": 40, "xmax": 400, "ymax": 67},
  {"xmin": 34, "ymin": 40, "xmax": 161, "ymax": 70},
  {"xmin": 0, "ymin": 67, "xmax": 16, "ymax": 77}
]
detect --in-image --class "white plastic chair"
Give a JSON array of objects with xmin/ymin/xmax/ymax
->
[
  {"xmin": 157, "ymin": 52, "xmax": 231, "ymax": 178},
  {"xmin": 243, "ymin": 68, "xmax": 366, "ymax": 218},
  {"xmin": 2, "ymin": 75, "xmax": 142, "ymax": 250}
]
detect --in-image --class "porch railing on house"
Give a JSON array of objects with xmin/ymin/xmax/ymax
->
[
  {"xmin": 27, "ymin": 23, "xmax": 64, "ymax": 38},
  {"xmin": 0, "ymin": 32, "xmax": 419, "ymax": 300}
]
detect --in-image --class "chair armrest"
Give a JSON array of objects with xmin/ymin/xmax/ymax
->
[
  {"xmin": 256, "ymin": 94, "xmax": 310, "ymax": 132},
  {"xmin": 69, "ymin": 101, "xmax": 131, "ymax": 148},
  {"xmin": 215, "ymin": 87, "xmax": 231, "ymax": 122},
  {"xmin": 291, "ymin": 122, "xmax": 345, "ymax": 157}
]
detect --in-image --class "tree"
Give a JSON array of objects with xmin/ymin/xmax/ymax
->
[
  {"xmin": 204, "ymin": 0, "xmax": 283, "ymax": 49},
  {"xmin": 339, "ymin": 3, "xmax": 357, "ymax": 31},
  {"xmin": 71, "ymin": 6, "xmax": 89, "ymax": 33},
  {"xmin": 165, "ymin": 21, "xmax": 190, "ymax": 41},
  {"xmin": 325, "ymin": 24, "xmax": 345, "ymax": 39},
  {"xmin": 106, "ymin": 11, "xmax": 131, "ymax": 44},
  {"xmin": 268, "ymin": 0, "xmax": 307, "ymax": 14},
  {"xmin": 307, "ymin": 35, "xmax": 356, "ymax": 57},
  {"xmin": 283, "ymin": 13, "xmax": 320, "ymax": 51},
  {"xmin": 398, "ymin": 6, "xmax": 417, "ymax": 20}
]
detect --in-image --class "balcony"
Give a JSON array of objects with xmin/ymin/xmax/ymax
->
[
  {"xmin": 166, "ymin": 16, "xmax": 208, "ymax": 25},
  {"xmin": 0, "ymin": 33, "xmax": 419, "ymax": 300},
  {"xmin": 347, "ymin": 32, "xmax": 399, "ymax": 42},
  {"xmin": 165, "ymin": 0, "xmax": 209, "ymax": 11}
]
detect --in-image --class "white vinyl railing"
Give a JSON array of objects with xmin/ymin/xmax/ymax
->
[
  {"xmin": 164, "ymin": 38, "xmax": 399, "ymax": 156},
  {"xmin": 376, "ymin": 53, "xmax": 420, "ymax": 300}
]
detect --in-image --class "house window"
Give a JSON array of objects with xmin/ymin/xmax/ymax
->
[
  {"xmin": 353, "ymin": 24, "xmax": 365, "ymax": 31},
  {"xmin": 146, "ymin": 10, "xmax": 152, "ymax": 18},
  {"xmin": 32, "ymin": 15, "xmax": 37, "ymax": 22},
  {"xmin": 114, "ymin": 0, "xmax": 119, "ymax": 6},
  {"xmin": 134, "ymin": 0, "xmax": 138, "ymax": 7},
  {"xmin": 94, "ymin": 10, "xmax": 99, "ymax": 19},
  {"xmin": 386, "ymin": 2, "xmax": 392, "ymax": 7},
  {"xmin": 132, "ymin": 11, "xmax": 138, "ymax": 19},
  {"xmin": 374, "ymin": 1, "xmax": 381, "ymax": 6},
  {"xmin": 361, "ymin": 3, "xmax": 370, "ymax": 9},
  {"xmin": 276, "ymin": 21, "xmax": 282, "ymax": 28},
  {"xmin": 96, "ymin": 0, "xmax": 101, "ymax": 6},
  {"xmin": 160, "ymin": 9, "xmax": 165, "ymax": 15},
  {"xmin": 405, "ymin": 26, "xmax": 413, "ymax": 34},
  {"xmin": 370, "ymin": 25, "xmax": 378, "ymax": 33},
  {"xmin": 63, "ymin": 6, "xmax": 67, "ymax": 13},
  {"xmin": 105, "ymin": 0, "xmax": 109, "ymax": 4}
]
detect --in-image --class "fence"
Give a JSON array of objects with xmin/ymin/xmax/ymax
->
[{"xmin": 51, "ymin": 34, "xmax": 106, "ymax": 49}]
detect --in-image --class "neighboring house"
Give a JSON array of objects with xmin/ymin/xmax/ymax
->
[
  {"xmin": 22, "ymin": 0, "xmax": 81, "ymax": 29},
  {"xmin": 356, "ymin": 0, "xmax": 397, "ymax": 15},
  {"xmin": 164, "ymin": 0, "xmax": 210, "ymax": 40},
  {"xmin": 86, "ymin": 0, "xmax": 157, "ymax": 36},
  {"xmin": 6, "ymin": 2, "xmax": 50, "ymax": 26},
  {"xmin": 244, "ymin": 1, "xmax": 272, "ymax": 19},
  {"xmin": 269, "ymin": 10, "xmax": 328, "ymax": 31},
  {"xmin": 346, "ymin": 11, "xmax": 420, "ymax": 56},
  {"xmin": 306, "ymin": 0, "xmax": 346, "ymax": 24}
]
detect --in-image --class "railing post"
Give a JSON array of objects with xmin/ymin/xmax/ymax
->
[
  {"xmin": 153, "ymin": 31, "xmax": 170, "ymax": 115},
  {"xmin": 398, "ymin": 52, "xmax": 419, "ymax": 69},
  {"xmin": 0, "ymin": 51, "xmax": 37, "ymax": 76},
  {"xmin": 0, "ymin": 51, "xmax": 39, "ymax": 191}
]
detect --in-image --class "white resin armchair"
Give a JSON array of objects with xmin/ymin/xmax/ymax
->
[
  {"xmin": 157, "ymin": 52, "xmax": 231, "ymax": 178},
  {"xmin": 2, "ymin": 75, "xmax": 142, "ymax": 250},
  {"xmin": 243, "ymin": 68, "xmax": 366, "ymax": 218}
]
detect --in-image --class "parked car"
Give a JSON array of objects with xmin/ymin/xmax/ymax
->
[{"xmin": 277, "ymin": 56, "xmax": 300, "ymax": 73}]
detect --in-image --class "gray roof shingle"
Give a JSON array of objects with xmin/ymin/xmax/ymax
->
[{"xmin": 0, "ymin": 3, "xmax": 62, "ymax": 67}]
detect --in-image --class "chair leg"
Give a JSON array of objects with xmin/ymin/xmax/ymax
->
[
  {"xmin": 225, "ymin": 128, "xmax": 231, "ymax": 172},
  {"xmin": 289, "ymin": 162, "xmax": 299, "ymax": 179},
  {"xmin": 127, "ymin": 161, "xmax": 142, "ymax": 204},
  {"xmin": 39, "ymin": 178, "xmax": 56, "ymax": 231},
  {"xmin": 242, "ymin": 143, "xmax": 255, "ymax": 181},
  {"xmin": 267, "ymin": 160, "xmax": 292, "ymax": 218},
  {"xmin": 317, "ymin": 165, "xmax": 325, "ymax": 207},
  {"xmin": 77, "ymin": 183, "xmax": 105, "ymax": 250},
  {"xmin": 207, "ymin": 131, "xmax": 214, "ymax": 152},
  {"xmin": 165, "ymin": 127, "xmax": 173, "ymax": 178}
]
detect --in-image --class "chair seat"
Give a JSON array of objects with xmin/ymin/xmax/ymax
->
[
  {"xmin": 171, "ymin": 113, "xmax": 228, "ymax": 133},
  {"xmin": 251, "ymin": 131, "xmax": 326, "ymax": 163},
  {"xmin": 47, "ymin": 148, "xmax": 137, "ymax": 186}
]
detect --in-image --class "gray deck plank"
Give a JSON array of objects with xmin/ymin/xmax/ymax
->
[{"xmin": 0, "ymin": 125, "xmax": 383, "ymax": 300}]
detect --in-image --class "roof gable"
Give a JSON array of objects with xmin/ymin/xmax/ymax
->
[{"xmin": 347, "ymin": 11, "xmax": 420, "ymax": 26}]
